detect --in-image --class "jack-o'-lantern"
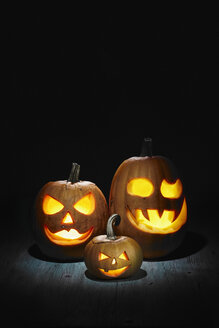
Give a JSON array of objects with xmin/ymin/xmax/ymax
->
[
  {"xmin": 34, "ymin": 163, "xmax": 108, "ymax": 260},
  {"xmin": 84, "ymin": 214, "xmax": 143, "ymax": 279},
  {"xmin": 109, "ymin": 138, "xmax": 187, "ymax": 259}
]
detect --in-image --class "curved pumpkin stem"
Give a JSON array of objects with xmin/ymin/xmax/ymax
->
[
  {"xmin": 67, "ymin": 162, "xmax": 80, "ymax": 184},
  {"xmin": 107, "ymin": 214, "xmax": 121, "ymax": 240},
  {"xmin": 140, "ymin": 137, "xmax": 153, "ymax": 157}
]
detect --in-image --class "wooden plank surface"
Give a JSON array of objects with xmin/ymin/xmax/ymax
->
[{"xmin": 0, "ymin": 199, "xmax": 218, "ymax": 327}]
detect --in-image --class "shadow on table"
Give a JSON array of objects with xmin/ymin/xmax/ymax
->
[
  {"xmin": 85, "ymin": 268, "xmax": 147, "ymax": 282},
  {"xmin": 147, "ymin": 230, "xmax": 207, "ymax": 262},
  {"xmin": 28, "ymin": 231, "xmax": 206, "ymax": 264},
  {"xmin": 28, "ymin": 243, "xmax": 83, "ymax": 263}
]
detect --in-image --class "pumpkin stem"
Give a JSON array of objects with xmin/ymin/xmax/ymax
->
[
  {"xmin": 67, "ymin": 162, "xmax": 80, "ymax": 184},
  {"xmin": 140, "ymin": 137, "xmax": 153, "ymax": 157},
  {"xmin": 106, "ymin": 214, "xmax": 121, "ymax": 240}
]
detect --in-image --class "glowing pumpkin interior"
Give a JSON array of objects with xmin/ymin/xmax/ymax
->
[
  {"xmin": 160, "ymin": 179, "xmax": 182, "ymax": 199},
  {"xmin": 42, "ymin": 193, "xmax": 95, "ymax": 245},
  {"xmin": 73, "ymin": 193, "xmax": 95, "ymax": 214},
  {"xmin": 127, "ymin": 178, "xmax": 154, "ymax": 197},
  {"xmin": 43, "ymin": 195, "xmax": 64, "ymax": 215},
  {"xmin": 126, "ymin": 178, "xmax": 187, "ymax": 233},
  {"xmin": 98, "ymin": 251, "xmax": 130, "ymax": 277},
  {"xmin": 43, "ymin": 193, "xmax": 95, "ymax": 216}
]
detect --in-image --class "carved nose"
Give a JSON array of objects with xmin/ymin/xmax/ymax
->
[
  {"xmin": 112, "ymin": 258, "xmax": 117, "ymax": 265},
  {"xmin": 61, "ymin": 212, "xmax": 74, "ymax": 224}
]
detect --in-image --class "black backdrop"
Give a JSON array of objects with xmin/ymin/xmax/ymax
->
[
  {"xmin": 2, "ymin": 9, "xmax": 219, "ymax": 328},
  {"xmin": 4, "ymin": 10, "xmax": 218, "ymax": 229}
]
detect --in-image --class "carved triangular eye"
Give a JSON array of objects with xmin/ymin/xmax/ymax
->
[
  {"xmin": 73, "ymin": 193, "xmax": 95, "ymax": 215},
  {"xmin": 43, "ymin": 195, "xmax": 64, "ymax": 215},
  {"xmin": 98, "ymin": 252, "xmax": 110, "ymax": 261},
  {"xmin": 118, "ymin": 251, "xmax": 129, "ymax": 261}
]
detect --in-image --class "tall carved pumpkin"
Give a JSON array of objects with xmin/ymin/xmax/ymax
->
[
  {"xmin": 34, "ymin": 163, "xmax": 108, "ymax": 260},
  {"xmin": 109, "ymin": 138, "xmax": 187, "ymax": 259}
]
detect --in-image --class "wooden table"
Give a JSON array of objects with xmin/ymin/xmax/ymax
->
[{"xmin": 1, "ymin": 198, "xmax": 218, "ymax": 327}]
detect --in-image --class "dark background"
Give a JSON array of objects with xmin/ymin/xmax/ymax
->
[
  {"xmin": 5, "ymin": 10, "xmax": 218, "ymax": 225},
  {"xmin": 2, "ymin": 8, "xmax": 219, "ymax": 328}
]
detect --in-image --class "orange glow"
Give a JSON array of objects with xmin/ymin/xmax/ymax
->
[
  {"xmin": 160, "ymin": 179, "xmax": 182, "ymax": 199},
  {"xmin": 127, "ymin": 178, "xmax": 154, "ymax": 197},
  {"xmin": 43, "ymin": 195, "xmax": 64, "ymax": 215},
  {"xmin": 118, "ymin": 251, "xmax": 129, "ymax": 261},
  {"xmin": 112, "ymin": 258, "xmax": 117, "ymax": 265},
  {"xmin": 127, "ymin": 198, "xmax": 187, "ymax": 234},
  {"xmin": 98, "ymin": 266, "xmax": 129, "ymax": 278},
  {"xmin": 135, "ymin": 208, "xmax": 175, "ymax": 229},
  {"xmin": 98, "ymin": 252, "xmax": 110, "ymax": 261},
  {"xmin": 44, "ymin": 225, "xmax": 93, "ymax": 245},
  {"xmin": 61, "ymin": 212, "xmax": 74, "ymax": 224},
  {"xmin": 73, "ymin": 193, "xmax": 95, "ymax": 215}
]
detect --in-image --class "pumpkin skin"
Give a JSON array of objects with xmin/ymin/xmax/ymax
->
[
  {"xmin": 84, "ymin": 214, "xmax": 143, "ymax": 279},
  {"xmin": 109, "ymin": 139, "xmax": 187, "ymax": 259},
  {"xmin": 34, "ymin": 163, "xmax": 108, "ymax": 260}
]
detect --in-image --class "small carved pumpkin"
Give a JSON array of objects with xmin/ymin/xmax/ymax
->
[
  {"xmin": 34, "ymin": 163, "xmax": 108, "ymax": 260},
  {"xmin": 84, "ymin": 214, "xmax": 143, "ymax": 279},
  {"xmin": 109, "ymin": 138, "xmax": 187, "ymax": 259}
]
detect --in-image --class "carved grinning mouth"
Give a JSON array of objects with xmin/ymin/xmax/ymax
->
[
  {"xmin": 98, "ymin": 266, "xmax": 129, "ymax": 277},
  {"xmin": 127, "ymin": 198, "xmax": 187, "ymax": 233},
  {"xmin": 44, "ymin": 225, "xmax": 94, "ymax": 246}
]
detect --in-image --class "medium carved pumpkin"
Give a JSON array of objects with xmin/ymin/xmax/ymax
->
[
  {"xmin": 109, "ymin": 138, "xmax": 187, "ymax": 259},
  {"xmin": 84, "ymin": 214, "xmax": 143, "ymax": 279},
  {"xmin": 34, "ymin": 163, "xmax": 108, "ymax": 260}
]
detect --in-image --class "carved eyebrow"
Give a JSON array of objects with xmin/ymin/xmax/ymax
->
[{"xmin": 160, "ymin": 179, "xmax": 183, "ymax": 199}]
